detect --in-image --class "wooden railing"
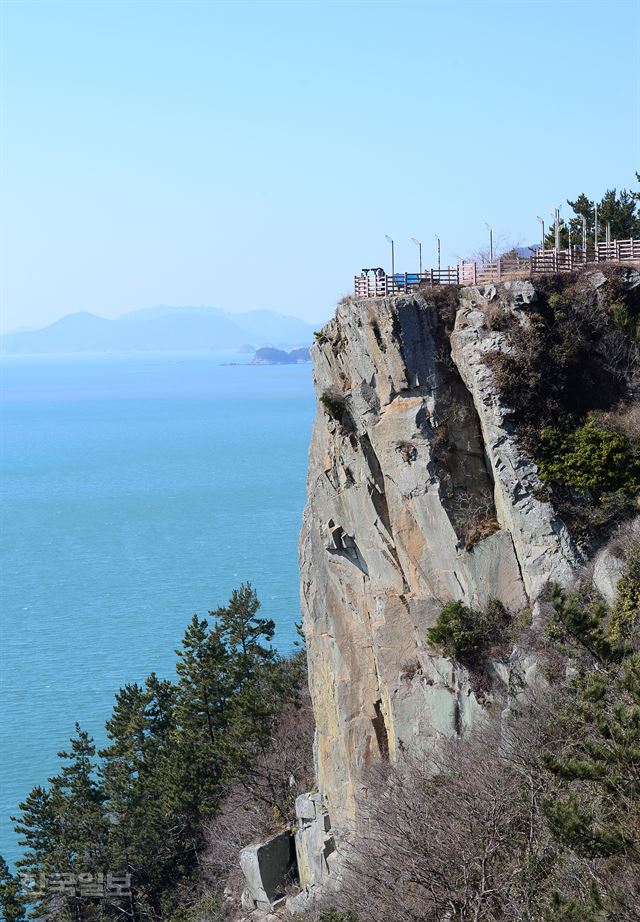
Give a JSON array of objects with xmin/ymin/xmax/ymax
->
[
  {"xmin": 354, "ymin": 268, "xmax": 458, "ymax": 298},
  {"xmin": 353, "ymin": 238, "xmax": 640, "ymax": 297},
  {"xmin": 530, "ymin": 238, "xmax": 640, "ymax": 272}
]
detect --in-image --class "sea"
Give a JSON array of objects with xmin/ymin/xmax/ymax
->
[{"xmin": 0, "ymin": 352, "xmax": 316, "ymax": 867}]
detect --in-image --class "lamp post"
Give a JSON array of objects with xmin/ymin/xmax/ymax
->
[
  {"xmin": 434, "ymin": 234, "xmax": 441, "ymax": 272},
  {"xmin": 551, "ymin": 205, "xmax": 561, "ymax": 251},
  {"xmin": 537, "ymin": 215, "xmax": 545, "ymax": 253},
  {"xmin": 581, "ymin": 214, "xmax": 587, "ymax": 253},
  {"xmin": 485, "ymin": 223, "xmax": 493, "ymax": 264},
  {"xmin": 595, "ymin": 204, "xmax": 599, "ymax": 245},
  {"xmin": 411, "ymin": 237, "xmax": 422, "ymax": 275},
  {"xmin": 385, "ymin": 235, "xmax": 395, "ymax": 278}
]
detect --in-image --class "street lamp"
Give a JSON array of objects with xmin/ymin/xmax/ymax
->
[
  {"xmin": 537, "ymin": 216, "xmax": 545, "ymax": 253},
  {"xmin": 434, "ymin": 234, "xmax": 441, "ymax": 271},
  {"xmin": 485, "ymin": 223, "xmax": 493, "ymax": 264},
  {"xmin": 551, "ymin": 205, "xmax": 561, "ymax": 251},
  {"xmin": 594, "ymin": 204, "xmax": 599, "ymax": 245},
  {"xmin": 410, "ymin": 237, "xmax": 422, "ymax": 274},
  {"xmin": 385, "ymin": 235, "xmax": 395, "ymax": 277},
  {"xmin": 581, "ymin": 214, "xmax": 587, "ymax": 252}
]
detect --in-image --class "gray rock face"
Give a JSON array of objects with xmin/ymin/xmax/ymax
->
[
  {"xmin": 298, "ymin": 288, "xmax": 583, "ymax": 866},
  {"xmin": 450, "ymin": 287, "xmax": 583, "ymax": 599},
  {"xmin": 293, "ymin": 793, "xmax": 335, "ymax": 888},
  {"xmin": 239, "ymin": 832, "xmax": 295, "ymax": 913},
  {"xmin": 592, "ymin": 547, "xmax": 627, "ymax": 605}
]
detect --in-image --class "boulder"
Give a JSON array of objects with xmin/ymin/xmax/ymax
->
[{"xmin": 240, "ymin": 832, "xmax": 296, "ymax": 912}]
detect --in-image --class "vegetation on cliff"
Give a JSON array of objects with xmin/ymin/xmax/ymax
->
[
  {"xmin": 487, "ymin": 268, "xmax": 640, "ymax": 544},
  {"xmin": 312, "ymin": 527, "xmax": 640, "ymax": 922},
  {"xmin": 1, "ymin": 586, "xmax": 313, "ymax": 922},
  {"xmin": 426, "ymin": 598, "xmax": 511, "ymax": 663}
]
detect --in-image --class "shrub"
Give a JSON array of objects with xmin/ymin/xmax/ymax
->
[
  {"xmin": 332, "ymin": 562, "xmax": 640, "ymax": 922},
  {"xmin": 599, "ymin": 401, "xmax": 640, "ymax": 442},
  {"xmin": 608, "ymin": 537, "xmax": 640, "ymax": 644},
  {"xmin": 486, "ymin": 272, "xmax": 640, "ymax": 543},
  {"xmin": 422, "ymin": 283, "xmax": 460, "ymax": 333},
  {"xmin": 462, "ymin": 512, "xmax": 500, "ymax": 549},
  {"xmin": 427, "ymin": 598, "xmax": 510, "ymax": 662},
  {"xmin": 537, "ymin": 415, "xmax": 640, "ymax": 498},
  {"xmin": 320, "ymin": 392, "xmax": 346, "ymax": 422},
  {"xmin": 487, "ymin": 274, "xmax": 640, "ymax": 446},
  {"xmin": 610, "ymin": 301, "xmax": 640, "ymax": 341},
  {"xmin": 483, "ymin": 301, "xmax": 512, "ymax": 331}
]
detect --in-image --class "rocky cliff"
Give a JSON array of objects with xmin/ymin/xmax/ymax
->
[
  {"xmin": 235, "ymin": 270, "xmax": 639, "ymax": 915},
  {"xmin": 296, "ymin": 281, "xmax": 589, "ymax": 891}
]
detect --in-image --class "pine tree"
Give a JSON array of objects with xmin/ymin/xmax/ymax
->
[
  {"xmin": 543, "ymin": 178, "xmax": 640, "ymax": 249},
  {"xmin": 168, "ymin": 615, "xmax": 231, "ymax": 829},
  {"xmin": 211, "ymin": 585, "xmax": 290, "ymax": 793},
  {"xmin": 212, "ymin": 584, "xmax": 276, "ymax": 685},
  {"xmin": 541, "ymin": 568, "xmax": 640, "ymax": 914},
  {"xmin": 13, "ymin": 726, "xmax": 108, "ymax": 921},
  {"xmin": 0, "ymin": 856, "xmax": 27, "ymax": 922},
  {"xmin": 543, "ymin": 655, "xmax": 640, "ymax": 863},
  {"xmin": 101, "ymin": 683, "xmax": 156, "ymax": 921}
]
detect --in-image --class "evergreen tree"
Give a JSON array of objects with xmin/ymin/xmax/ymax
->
[
  {"xmin": 543, "ymin": 655, "xmax": 640, "ymax": 862},
  {"xmin": 0, "ymin": 856, "xmax": 27, "ymax": 922},
  {"xmin": 212, "ymin": 584, "xmax": 276, "ymax": 683},
  {"xmin": 541, "ymin": 566, "xmax": 640, "ymax": 915},
  {"xmin": 168, "ymin": 615, "xmax": 231, "ymax": 829},
  {"xmin": 13, "ymin": 726, "xmax": 108, "ymax": 921},
  {"xmin": 210, "ymin": 585, "xmax": 280, "ymax": 784},
  {"xmin": 101, "ymin": 682, "xmax": 163, "ymax": 921},
  {"xmin": 544, "ymin": 177, "xmax": 640, "ymax": 249},
  {"xmin": 7, "ymin": 588, "xmax": 309, "ymax": 921}
]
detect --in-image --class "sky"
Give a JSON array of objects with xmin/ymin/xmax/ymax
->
[{"xmin": 0, "ymin": 0, "xmax": 638, "ymax": 334}]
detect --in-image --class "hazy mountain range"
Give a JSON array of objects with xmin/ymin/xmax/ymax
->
[{"xmin": 0, "ymin": 306, "xmax": 323, "ymax": 355}]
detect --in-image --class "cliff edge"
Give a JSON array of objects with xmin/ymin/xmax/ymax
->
[{"xmin": 291, "ymin": 269, "xmax": 639, "ymax": 905}]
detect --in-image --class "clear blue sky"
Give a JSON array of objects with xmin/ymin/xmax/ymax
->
[{"xmin": 1, "ymin": 0, "xmax": 638, "ymax": 332}]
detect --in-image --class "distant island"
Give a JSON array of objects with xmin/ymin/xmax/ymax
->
[
  {"xmin": 0, "ymin": 306, "xmax": 324, "ymax": 355},
  {"xmin": 250, "ymin": 347, "xmax": 311, "ymax": 365}
]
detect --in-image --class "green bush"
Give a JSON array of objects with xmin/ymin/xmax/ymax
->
[
  {"xmin": 319, "ymin": 392, "xmax": 346, "ymax": 421},
  {"xmin": 537, "ymin": 415, "xmax": 640, "ymax": 497},
  {"xmin": 608, "ymin": 539, "xmax": 640, "ymax": 643},
  {"xmin": 427, "ymin": 598, "xmax": 509, "ymax": 662},
  {"xmin": 609, "ymin": 301, "xmax": 640, "ymax": 341}
]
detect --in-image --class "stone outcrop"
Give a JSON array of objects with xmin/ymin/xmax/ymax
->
[
  {"xmin": 450, "ymin": 284, "xmax": 582, "ymax": 599},
  {"xmin": 297, "ymin": 286, "xmax": 582, "ymax": 877},
  {"xmin": 240, "ymin": 832, "xmax": 296, "ymax": 914}
]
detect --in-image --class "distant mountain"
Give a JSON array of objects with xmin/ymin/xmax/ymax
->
[
  {"xmin": 250, "ymin": 346, "xmax": 311, "ymax": 365},
  {"xmin": 0, "ymin": 306, "xmax": 322, "ymax": 355}
]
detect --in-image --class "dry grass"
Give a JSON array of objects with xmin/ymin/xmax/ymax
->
[
  {"xmin": 598, "ymin": 400, "xmax": 640, "ymax": 441},
  {"xmin": 463, "ymin": 513, "xmax": 500, "ymax": 550},
  {"xmin": 482, "ymin": 301, "xmax": 512, "ymax": 332}
]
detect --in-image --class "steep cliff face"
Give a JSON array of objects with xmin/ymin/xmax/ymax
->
[{"xmin": 299, "ymin": 285, "xmax": 582, "ymax": 845}]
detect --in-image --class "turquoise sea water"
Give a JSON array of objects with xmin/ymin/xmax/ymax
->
[{"xmin": 0, "ymin": 353, "xmax": 315, "ymax": 866}]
